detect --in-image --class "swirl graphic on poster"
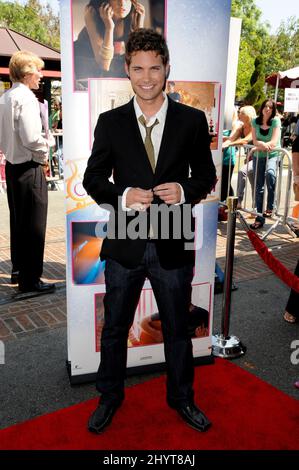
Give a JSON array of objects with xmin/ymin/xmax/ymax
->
[{"xmin": 65, "ymin": 159, "xmax": 94, "ymax": 214}]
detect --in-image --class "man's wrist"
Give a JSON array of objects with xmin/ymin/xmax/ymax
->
[
  {"xmin": 176, "ymin": 183, "xmax": 185, "ymax": 205},
  {"xmin": 122, "ymin": 187, "xmax": 133, "ymax": 211}
]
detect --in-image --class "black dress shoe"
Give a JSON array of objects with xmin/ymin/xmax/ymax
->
[
  {"xmin": 170, "ymin": 401, "xmax": 211, "ymax": 432},
  {"xmin": 11, "ymin": 271, "xmax": 19, "ymax": 284},
  {"xmin": 88, "ymin": 401, "xmax": 121, "ymax": 434},
  {"xmin": 19, "ymin": 280, "xmax": 56, "ymax": 293}
]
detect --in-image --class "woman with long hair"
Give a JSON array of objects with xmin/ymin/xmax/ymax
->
[
  {"xmin": 250, "ymin": 99, "xmax": 281, "ymax": 229},
  {"xmin": 221, "ymin": 106, "xmax": 256, "ymax": 206},
  {"xmin": 74, "ymin": 0, "xmax": 145, "ymax": 84},
  {"xmin": 222, "ymin": 105, "xmax": 256, "ymax": 149}
]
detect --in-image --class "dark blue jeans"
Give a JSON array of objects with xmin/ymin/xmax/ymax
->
[
  {"xmin": 96, "ymin": 242, "xmax": 195, "ymax": 407},
  {"xmin": 253, "ymin": 156, "xmax": 277, "ymax": 224}
]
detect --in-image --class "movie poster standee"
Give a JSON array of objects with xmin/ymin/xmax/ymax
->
[{"xmin": 60, "ymin": 0, "xmax": 232, "ymax": 381}]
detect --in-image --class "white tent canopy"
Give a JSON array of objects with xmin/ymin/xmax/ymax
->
[
  {"xmin": 279, "ymin": 66, "xmax": 299, "ymax": 79},
  {"xmin": 274, "ymin": 66, "xmax": 299, "ymax": 101}
]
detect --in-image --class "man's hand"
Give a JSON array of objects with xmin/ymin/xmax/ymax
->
[
  {"xmin": 126, "ymin": 188, "xmax": 153, "ymax": 211},
  {"xmin": 42, "ymin": 163, "xmax": 49, "ymax": 178},
  {"xmin": 153, "ymin": 183, "xmax": 182, "ymax": 204}
]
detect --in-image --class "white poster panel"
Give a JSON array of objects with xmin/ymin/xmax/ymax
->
[
  {"xmin": 60, "ymin": 0, "xmax": 231, "ymax": 378},
  {"xmin": 224, "ymin": 17, "xmax": 242, "ymax": 129},
  {"xmin": 284, "ymin": 88, "xmax": 299, "ymax": 113}
]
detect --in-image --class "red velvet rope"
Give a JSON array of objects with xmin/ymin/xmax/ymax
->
[{"xmin": 247, "ymin": 230, "xmax": 299, "ymax": 294}]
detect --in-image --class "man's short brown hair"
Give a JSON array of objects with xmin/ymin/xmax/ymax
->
[
  {"xmin": 9, "ymin": 51, "xmax": 44, "ymax": 83},
  {"xmin": 125, "ymin": 28, "xmax": 169, "ymax": 66}
]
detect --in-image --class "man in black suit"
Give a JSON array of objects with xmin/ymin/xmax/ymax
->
[{"xmin": 83, "ymin": 29, "xmax": 216, "ymax": 434}]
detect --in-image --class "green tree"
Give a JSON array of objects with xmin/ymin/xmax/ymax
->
[
  {"xmin": 235, "ymin": 41, "xmax": 255, "ymax": 100},
  {"xmin": 231, "ymin": 0, "xmax": 268, "ymax": 51},
  {"xmin": 232, "ymin": 1, "xmax": 299, "ymax": 101},
  {"xmin": 0, "ymin": 0, "xmax": 60, "ymax": 49},
  {"xmin": 231, "ymin": 0, "xmax": 269, "ymax": 100},
  {"xmin": 271, "ymin": 17, "xmax": 299, "ymax": 72},
  {"xmin": 244, "ymin": 56, "xmax": 266, "ymax": 108},
  {"xmin": 261, "ymin": 17, "xmax": 299, "ymax": 101}
]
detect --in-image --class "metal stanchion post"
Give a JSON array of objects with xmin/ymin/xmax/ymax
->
[{"xmin": 212, "ymin": 196, "xmax": 246, "ymax": 358}]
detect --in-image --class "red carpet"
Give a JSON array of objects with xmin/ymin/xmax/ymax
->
[{"xmin": 0, "ymin": 358, "xmax": 298, "ymax": 450}]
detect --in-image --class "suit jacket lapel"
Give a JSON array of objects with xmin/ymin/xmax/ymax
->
[{"xmin": 154, "ymin": 97, "xmax": 181, "ymax": 181}]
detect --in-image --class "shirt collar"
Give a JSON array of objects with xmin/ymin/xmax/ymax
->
[
  {"xmin": 134, "ymin": 92, "xmax": 168, "ymax": 126},
  {"xmin": 12, "ymin": 82, "xmax": 35, "ymax": 95}
]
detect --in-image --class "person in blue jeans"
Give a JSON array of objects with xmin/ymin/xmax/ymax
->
[{"xmin": 250, "ymin": 99, "xmax": 281, "ymax": 229}]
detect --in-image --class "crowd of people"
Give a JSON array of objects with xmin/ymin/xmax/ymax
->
[
  {"xmin": 220, "ymin": 99, "xmax": 299, "ymax": 390},
  {"xmin": 221, "ymin": 100, "xmax": 299, "ymax": 231}
]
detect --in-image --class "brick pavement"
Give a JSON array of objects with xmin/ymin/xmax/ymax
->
[
  {"xmin": 0, "ymin": 225, "xmax": 66, "ymax": 341},
  {"xmin": 0, "ymin": 218, "xmax": 298, "ymax": 341}
]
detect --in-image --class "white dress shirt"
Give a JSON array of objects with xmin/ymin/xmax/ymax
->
[
  {"xmin": 0, "ymin": 82, "xmax": 48, "ymax": 165},
  {"xmin": 122, "ymin": 94, "xmax": 185, "ymax": 210}
]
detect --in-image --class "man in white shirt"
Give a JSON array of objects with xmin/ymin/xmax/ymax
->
[{"xmin": 0, "ymin": 50, "xmax": 55, "ymax": 293}]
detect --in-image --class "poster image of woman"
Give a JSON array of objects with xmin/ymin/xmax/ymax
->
[{"xmin": 72, "ymin": 0, "xmax": 166, "ymax": 91}]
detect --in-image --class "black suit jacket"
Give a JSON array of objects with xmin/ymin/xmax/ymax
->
[{"xmin": 83, "ymin": 96, "xmax": 216, "ymax": 269}]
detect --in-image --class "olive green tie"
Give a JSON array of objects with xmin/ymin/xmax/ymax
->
[{"xmin": 138, "ymin": 115, "xmax": 159, "ymax": 172}]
